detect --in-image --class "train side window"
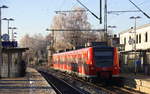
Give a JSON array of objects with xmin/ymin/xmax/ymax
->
[
  {"xmin": 78, "ymin": 57, "xmax": 82, "ymax": 64},
  {"xmin": 83, "ymin": 58, "xmax": 86, "ymax": 64},
  {"xmin": 68, "ymin": 56, "xmax": 71, "ymax": 63},
  {"xmin": 55, "ymin": 58, "xmax": 58, "ymax": 64},
  {"xmin": 72, "ymin": 57, "xmax": 74, "ymax": 63},
  {"xmin": 75, "ymin": 58, "xmax": 78, "ymax": 64},
  {"xmin": 66, "ymin": 56, "xmax": 68, "ymax": 63},
  {"xmin": 54, "ymin": 58, "xmax": 56, "ymax": 63},
  {"xmin": 59, "ymin": 57, "xmax": 61, "ymax": 64},
  {"xmin": 71, "ymin": 56, "xmax": 73, "ymax": 63},
  {"xmin": 63, "ymin": 58, "xmax": 64, "ymax": 64},
  {"xmin": 62, "ymin": 57, "xmax": 64, "ymax": 64},
  {"xmin": 58, "ymin": 58, "xmax": 60, "ymax": 64}
]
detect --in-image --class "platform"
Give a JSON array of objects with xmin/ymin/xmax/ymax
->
[
  {"xmin": 0, "ymin": 68, "xmax": 56, "ymax": 94},
  {"xmin": 121, "ymin": 73, "xmax": 150, "ymax": 94}
]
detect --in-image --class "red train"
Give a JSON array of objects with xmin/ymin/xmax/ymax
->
[{"xmin": 51, "ymin": 43, "xmax": 120, "ymax": 80}]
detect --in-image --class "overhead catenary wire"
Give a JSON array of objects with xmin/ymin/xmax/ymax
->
[
  {"xmin": 128, "ymin": 0, "xmax": 150, "ymax": 19},
  {"xmin": 75, "ymin": 0, "xmax": 101, "ymax": 23},
  {"xmin": 107, "ymin": 10, "xmax": 140, "ymax": 14},
  {"xmin": 138, "ymin": 0, "xmax": 149, "ymax": 6},
  {"xmin": 46, "ymin": 28, "xmax": 105, "ymax": 32},
  {"xmin": 55, "ymin": 10, "xmax": 87, "ymax": 14}
]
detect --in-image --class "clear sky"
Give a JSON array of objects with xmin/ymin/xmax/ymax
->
[{"xmin": 0, "ymin": 0, "xmax": 150, "ymax": 41}]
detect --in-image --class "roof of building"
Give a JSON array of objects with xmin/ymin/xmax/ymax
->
[
  {"xmin": 119, "ymin": 23, "xmax": 150, "ymax": 34},
  {"xmin": 2, "ymin": 47, "xmax": 29, "ymax": 53}
]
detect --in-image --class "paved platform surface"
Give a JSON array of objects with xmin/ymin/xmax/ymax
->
[
  {"xmin": 121, "ymin": 73, "xmax": 150, "ymax": 94},
  {"xmin": 0, "ymin": 68, "xmax": 56, "ymax": 94}
]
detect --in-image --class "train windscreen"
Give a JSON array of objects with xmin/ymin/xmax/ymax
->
[{"xmin": 94, "ymin": 48, "xmax": 113, "ymax": 67}]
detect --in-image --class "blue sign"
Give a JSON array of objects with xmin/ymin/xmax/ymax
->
[
  {"xmin": 2, "ymin": 34, "xmax": 9, "ymax": 41},
  {"xmin": 2, "ymin": 41, "xmax": 18, "ymax": 48}
]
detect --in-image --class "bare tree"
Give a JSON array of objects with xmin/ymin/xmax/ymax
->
[
  {"xmin": 20, "ymin": 34, "xmax": 48, "ymax": 65},
  {"xmin": 50, "ymin": 7, "xmax": 92, "ymax": 50}
]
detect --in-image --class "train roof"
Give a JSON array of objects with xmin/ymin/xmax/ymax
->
[
  {"xmin": 53, "ymin": 43, "xmax": 114, "ymax": 56},
  {"xmin": 53, "ymin": 47, "xmax": 91, "ymax": 56}
]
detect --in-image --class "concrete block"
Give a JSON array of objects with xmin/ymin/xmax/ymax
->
[
  {"xmin": 142, "ymin": 81, "xmax": 150, "ymax": 88},
  {"xmin": 135, "ymin": 79, "xmax": 142, "ymax": 86},
  {"xmin": 136, "ymin": 85, "xmax": 150, "ymax": 94}
]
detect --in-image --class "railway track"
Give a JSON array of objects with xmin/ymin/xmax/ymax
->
[
  {"xmin": 73, "ymin": 76, "xmax": 142, "ymax": 94},
  {"xmin": 37, "ymin": 67, "xmax": 145, "ymax": 94},
  {"xmin": 65, "ymin": 72, "xmax": 144, "ymax": 94},
  {"xmin": 38, "ymin": 68, "xmax": 117, "ymax": 94},
  {"xmin": 38, "ymin": 70, "xmax": 89, "ymax": 94}
]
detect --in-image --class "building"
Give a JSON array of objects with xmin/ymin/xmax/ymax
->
[
  {"xmin": 0, "ymin": 41, "xmax": 28, "ymax": 78},
  {"xmin": 120, "ymin": 24, "xmax": 150, "ymax": 51},
  {"xmin": 119, "ymin": 24, "xmax": 150, "ymax": 75}
]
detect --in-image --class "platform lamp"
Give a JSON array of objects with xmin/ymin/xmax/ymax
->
[
  {"xmin": 2, "ymin": 18, "xmax": 14, "ymax": 41},
  {"xmin": 0, "ymin": 5, "xmax": 8, "ymax": 71}
]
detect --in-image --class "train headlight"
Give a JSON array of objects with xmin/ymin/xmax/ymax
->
[
  {"xmin": 90, "ymin": 66, "xmax": 95, "ymax": 70},
  {"xmin": 114, "ymin": 66, "xmax": 118, "ymax": 69}
]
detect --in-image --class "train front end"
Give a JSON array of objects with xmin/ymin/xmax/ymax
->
[{"xmin": 92, "ymin": 47, "xmax": 120, "ymax": 79}]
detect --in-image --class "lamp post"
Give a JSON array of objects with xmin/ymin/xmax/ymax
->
[
  {"xmin": 104, "ymin": 0, "xmax": 108, "ymax": 43},
  {"xmin": 8, "ymin": 27, "xmax": 17, "ymax": 41},
  {"xmin": 2, "ymin": 18, "xmax": 14, "ymax": 40},
  {"xmin": 0, "ymin": 5, "xmax": 8, "ymax": 73},
  {"xmin": 46, "ymin": 28, "xmax": 55, "ymax": 66},
  {"xmin": 130, "ymin": 16, "xmax": 141, "ymax": 75}
]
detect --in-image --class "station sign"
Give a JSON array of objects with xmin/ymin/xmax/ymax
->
[{"xmin": 2, "ymin": 41, "xmax": 18, "ymax": 48}]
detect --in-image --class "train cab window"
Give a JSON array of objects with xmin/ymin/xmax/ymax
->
[{"xmin": 94, "ymin": 48, "xmax": 113, "ymax": 67}]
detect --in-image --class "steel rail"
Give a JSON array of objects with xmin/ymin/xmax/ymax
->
[{"xmin": 39, "ymin": 70, "xmax": 86, "ymax": 94}]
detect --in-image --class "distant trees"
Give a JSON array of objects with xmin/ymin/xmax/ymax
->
[
  {"xmin": 20, "ymin": 34, "xmax": 48, "ymax": 65},
  {"xmin": 19, "ymin": 6, "xmax": 108, "ymax": 65},
  {"xmin": 49, "ymin": 7, "xmax": 105, "ymax": 50}
]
